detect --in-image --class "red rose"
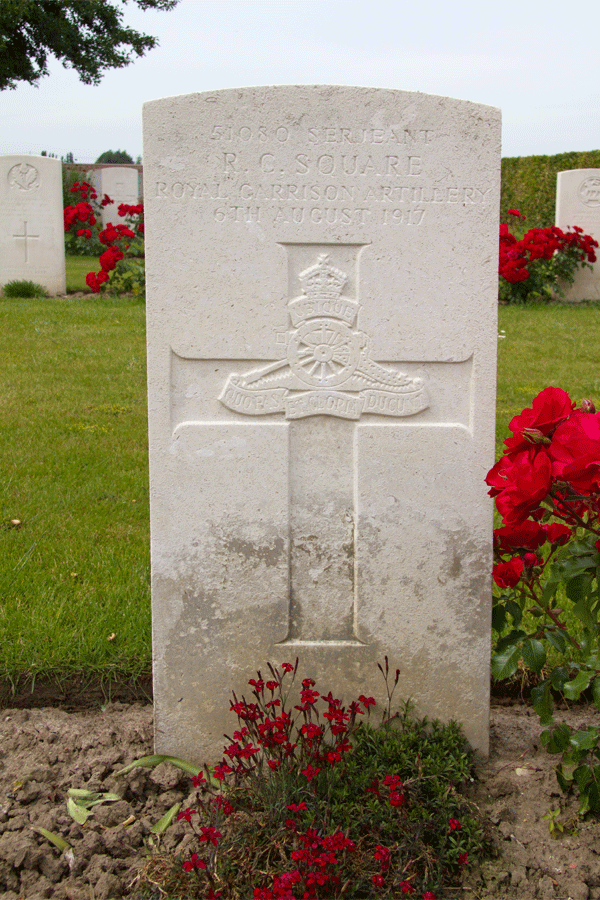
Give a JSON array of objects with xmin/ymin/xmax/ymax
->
[
  {"xmin": 543, "ymin": 523, "xmax": 572, "ymax": 545},
  {"xmin": 493, "ymin": 557, "xmax": 525, "ymax": 587},
  {"xmin": 494, "ymin": 521, "xmax": 546, "ymax": 552},
  {"xmin": 503, "ymin": 387, "xmax": 574, "ymax": 455},
  {"xmin": 550, "ymin": 412, "xmax": 600, "ymax": 493},
  {"xmin": 495, "ymin": 449, "xmax": 552, "ymax": 525}
]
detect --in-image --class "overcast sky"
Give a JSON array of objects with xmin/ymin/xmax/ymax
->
[{"xmin": 2, "ymin": 0, "xmax": 599, "ymax": 163}]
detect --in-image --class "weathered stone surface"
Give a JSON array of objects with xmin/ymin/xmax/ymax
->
[
  {"xmin": 90, "ymin": 166, "xmax": 140, "ymax": 227},
  {"xmin": 143, "ymin": 85, "xmax": 501, "ymax": 764},
  {"xmin": 0, "ymin": 155, "xmax": 66, "ymax": 294},
  {"xmin": 556, "ymin": 168, "xmax": 600, "ymax": 301}
]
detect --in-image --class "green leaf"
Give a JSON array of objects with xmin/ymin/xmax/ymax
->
[
  {"xmin": 491, "ymin": 644, "xmax": 521, "ymax": 681},
  {"xmin": 556, "ymin": 761, "xmax": 576, "ymax": 792},
  {"xmin": 573, "ymin": 596, "xmax": 598, "ymax": 629},
  {"xmin": 151, "ymin": 802, "xmax": 181, "ymax": 834},
  {"xmin": 591, "ymin": 676, "xmax": 600, "ymax": 713},
  {"xmin": 532, "ymin": 682, "xmax": 554, "ymax": 727},
  {"xmin": 31, "ymin": 826, "xmax": 70, "ymax": 852},
  {"xmin": 505, "ymin": 599, "xmax": 524, "ymax": 628},
  {"xmin": 115, "ymin": 754, "xmax": 201, "ymax": 778},
  {"xmin": 563, "ymin": 669, "xmax": 593, "ymax": 700},
  {"xmin": 67, "ymin": 796, "xmax": 91, "ymax": 824},
  {"xmin": 541, "ymin": 579, "xmax": 560, "ymax": 607},
  {"xmin": 541, "ymin": 723, "xmax": 571, "ymax": 753},
  {"xmin": 495, "ymin": 628, "xmax": 526, "ymax": 654},
  {"xmin": 549, "ymin": 667, "xmax": 570, "ymax": 691},
  {"xmin": 523, "ymin": 639, "xmax": 546, "ymax": 675},
  {"xmin": 544, "ymin": 629, "xmax": 566, "ymax": 654},
  {"xmin": 566, "ymin": 574, "xmax": 593, "ymax": 605},
  {"xmin": 569, "ymin": 728, "xmax": 599, "ymax": 752},
  {"xmin": 491, "ymin": 604, "xmax": 507, "ymax": 633}
]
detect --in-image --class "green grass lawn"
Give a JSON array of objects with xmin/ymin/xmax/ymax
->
[
  {"xmin": 1, "ymin": 267, "xmax": 599, "ymax": 686},
  {"xmin": 1, "ymin": 282, "xmax": 150, "ymax": 683},
  {"xmin": 496, "ymin": 302, "xmax": 600, "ymax": 456},
  {"xmin": 65, "ymin": 255, "xmax": 99, "ymax": 292}
]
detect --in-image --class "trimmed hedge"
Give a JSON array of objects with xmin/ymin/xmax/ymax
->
[{"xmin": 501, "ymin": 150, "xmax": 600, "ymax": 227}]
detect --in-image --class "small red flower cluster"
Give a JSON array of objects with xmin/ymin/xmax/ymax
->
[
  {"xmin": 487, "ymin": 387, "xmax": 600, "ymax": 588},
  {"xmin": 178, "ymin": 662, "xmax": 469, "ymax": 898},
  {"xmin": 499, "ymin": 210, "xmax": 597, "ymax": 285}
]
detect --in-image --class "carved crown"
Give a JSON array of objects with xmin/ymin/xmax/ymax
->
[{"xmin": 299, "ymin": 254, "xmax": 347, "ymax": 299}]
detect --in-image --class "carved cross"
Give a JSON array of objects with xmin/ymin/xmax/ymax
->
[
  {"xmin": 171, "ymin": 247, "xmax": 473, "ymax": 646},
  {"xmin": 12, "ymin": 221, "xmax": 40, "ymax": 263}
]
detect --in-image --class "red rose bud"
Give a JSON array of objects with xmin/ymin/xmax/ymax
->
[{"xmin": 581, "ymin": 399, "xmax": 596, "ymax": 414}]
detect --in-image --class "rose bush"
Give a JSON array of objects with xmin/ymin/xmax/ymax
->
[
  {"xmin": 499, "ymin": 210, "xmax": 598, "ymax": 303},
  {"xmin": 63, "ymin": 182, "xmax": 145, "ymax": 297},
  {"xmin": 488, "ymin": 387, "xmax": 600, "ymax": 813}
]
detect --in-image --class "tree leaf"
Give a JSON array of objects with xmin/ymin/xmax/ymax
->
[
  {"xmin": 544, "ymin": 629, "xmax": 566, "ymax": 654},
  {"xmin": 491, "ymin": 644, "xmax": 521, "ymax": 681},
  {"xmin": 523, "ymin": 639, "xmax": 546, "ymax": 675},
  {"xmin": 541, "ymin": 722, "xmax": 571, "ymax": 753},
  {"xmin": 532, "ymin": 682, "xmax": 554, "ymax": 727},
  {"xmin": 569, "ymin": 728, "xmax": 599, "ymax": 752},
  {"xmin": 563, "ymin": 669, "xmax": 593, "ymax": 700}
]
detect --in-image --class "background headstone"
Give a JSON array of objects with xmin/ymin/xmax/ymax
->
[
  {"xmin": 0, "ymin": 155, "xmax": 66, "ymax": 294},
  {"xmin": 91, "ymin": 166, "xmax": 140, "ymax": 227},
  {"xmin": 555, "ymin": 168, "xmax": 600, "ymax": 301},
  {"xmin": 143, "ymin": 86, "xmax": 501, "ymax": 763}
]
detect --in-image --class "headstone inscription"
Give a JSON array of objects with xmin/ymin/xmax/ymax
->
[
  {"xmin": 556, "ymin": 168, "xmax": 600, "ymax": 301},
  {"xmin": 91, "ymin": 166, "xmax": 140, "ymax": 227},
  {"xmin": 0, "ymin": 155, "xmax": 66, "ymax": 294},
  {"xmin": 143, "ymin": 86, "xmax": 501, "ymax": 763}
]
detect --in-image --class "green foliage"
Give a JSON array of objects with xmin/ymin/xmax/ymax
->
[
  {"xmin": 501, "ymin": 151, "xmax": 600, "ymax": 227},
  {"xmin": 95, "ymin": 149, "xmax": 135, "ymax": 165},
  {"xmin": 1, "ymin": 279, "xmax": 47, "ymax": 298},
  {"xmin": 107, "ymin": 256, "xmax": 145, "ymax": 297},
  {"xmin": 0, "ymin": 0, "xmax": 179, "ymax": 90},
  {"xmin": 62, "ymin": 165, "xmax": 82, "ymax": 209}
]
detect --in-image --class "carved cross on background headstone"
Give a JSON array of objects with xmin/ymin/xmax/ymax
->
[{"xmin": 12, "ymin": 221, "xmax": 39, "ymax": 263}]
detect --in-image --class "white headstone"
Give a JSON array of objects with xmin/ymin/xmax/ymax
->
[
  {"xmin": 92, "ymin": 166, "xmax": 140, "ymax": 227},
  {"xmin": 143, "ymin": 86, "xmax": 501, "ymax": 763},
  {"xmin": 0, "ymin": 155, "xmax": 66, "ymax": 294},
  {"xmin": 555, "ymin": 168, "xmax": 600, "ymax": 301}
]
